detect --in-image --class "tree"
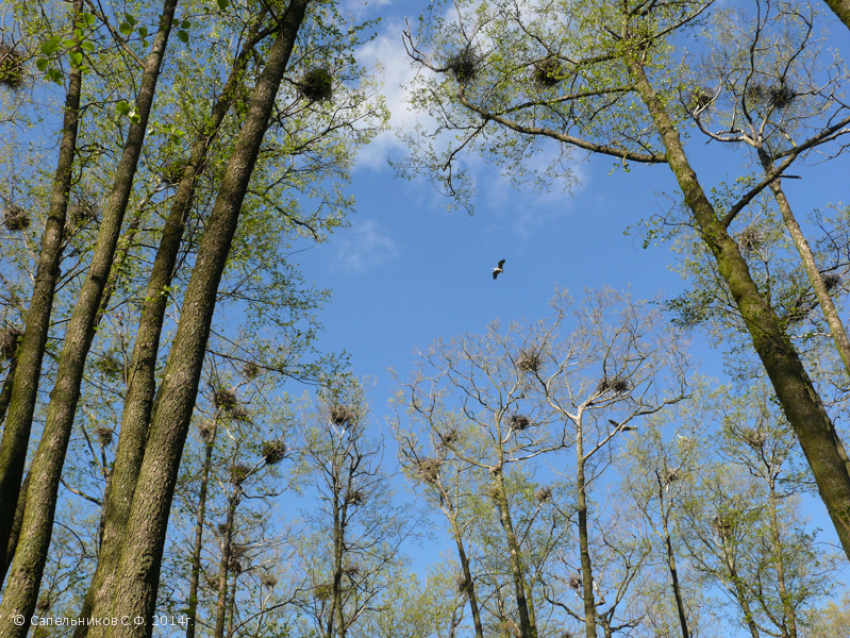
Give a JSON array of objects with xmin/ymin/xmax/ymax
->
[
  {"xmin": 399, "ymin": 0, "xmax": 850, "ymax": 559},
  {"xmin": 393, "ymin": 288, "xmax": 690, "ymax": 638}
]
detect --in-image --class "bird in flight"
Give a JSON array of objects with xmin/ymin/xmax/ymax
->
[{"xmin": 492, "ymin": 259, "xmax": 506, "ymax": 280}]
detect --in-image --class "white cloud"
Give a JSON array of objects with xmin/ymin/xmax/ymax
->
[{"xmin": 333, "ymin": 219, "xmax": 399, "ymax": 272}]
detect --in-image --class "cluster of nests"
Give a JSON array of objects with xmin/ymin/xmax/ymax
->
[
  {"xmin": 0, "ymin": 45, "xmax": 25, "ymax": 91},
  {"xmin": 745, "ymin": 82, "xmax": 797, "ymax": 109},
  {"xmin": 596, "ymin": 375, "xmax": 630, "ymax": 395},
  {"xmin": 214, "ymin": 387, "xmax": 252, "ymax": 422},
  {"xmin": 444, "ymin": 48, "xmax": 566, "ymax": 89}
]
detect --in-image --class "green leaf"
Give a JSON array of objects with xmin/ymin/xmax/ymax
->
[
  {"xmin": 216, "ymin": 0, "xmax": 229, "ymax": 10},
  {"xmin": 116, "ymin": 101, "xmax": 131, "ymax": 116},
  {"xmin": 40, "ymin": 36, "xmax": 61, "ymax": 55},
  {"xmin": 47, "ymin": 68, "xmax": 64, "ymax": 84},
  {"xmin": 70, "ymin": 51, "xmax": 83, "ymax": 66},
  {"xmin": 129, "ymin": 113, "xmax": 141, "ymax": 124},
  {"xmin": 177, "ymin": 30, "xmax": 189, "ymax": 43},
  {"xmin": 138, "ymin": 26, "xmax": 148, "ymax": 38},
  {"xmin": 62, "ymin": 39, "xmax": 77, "ymax": 49},
  {"xmin": 125, "ymin": 13, "xmax": 137, "ymax": 26},
  {"xmin": 81, "ymin": 41, "xmax": 95, "ymax": 52},
  {"xmin": 83, "ymin": 12, "xmax": 96, "ymax": 25},
  {"xmin": 36, "ymin": 58, "xmax": 49, "ymax": 71},
  {"xmin": 180, "ymin": 19, "xmax": 191, "ymax": 29},
  {"xmin": 119, "ymin": 22, "xmax": 132, "ymax": 35}
]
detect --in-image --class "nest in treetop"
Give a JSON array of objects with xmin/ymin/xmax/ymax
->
[
  {"xmin": 346, "ymin": 489, "xmax": 365, "ymax": 505},
  {"xmin": 35, "ymin": 599, "xmax": 51, "ymax": 612},
  {"xmin": 689, "ymin": 86, "xmax": 713, "ymax": 111},
  {"xmin": 260, "ymin": 572, "xmax": 278, "ymax": 588},
  {"xmin": 664, "ymin": 468, "xmax": 680, "ymax": 484},
  {"xmin": 822, "ymin": 272, "xmax": 841, "ymax": 292},
  {"xmin": 243, "ymin": 361, "xmax": 261, "ymax": 379},
  {"xmin": 439, "ymin": 429, "xmax": 460, "ymax": 446},
  {"xmin": 744, "ymin": 83, "xmax": 766, "ymax": 104},
  {"xmin": 596, "ymin": 375, "xmax": 630, "ymax": 395},
  {"xmin": 231, "ymin": 543, "xmax": 248, "ymax": 559},
  {"xmin": 314, "ymin": 583, "xmax": 333, "ymax": 600},
  {"xmin": 230, "ymin": 463, "xmax": 252, "ymax": 485},
  {"xmin": 516, "ymin": 350, "xmax": 542, "ymax": 373},
  {"xmin": 300, "ymin": 67, "xmax": 334, "ymax": 102},
  {"xmin": 768, "ymin": 84, "xmax": 796, "ymax": 109},
  {"xmin": 198, "ymin": 420, "xmax": 216, "ymax": 443},
  {"xmin": 737, "ymin": 226, "xmax": 764, "ymax": 252},
  {"xmin": 161, "ymin": 159, "xmax": 185, "ymax": 186},
  {"xmin": 70, "ymin": 203, "xmax": 98, "ymax": 226},
  {"xmin": 486, "ymin": 483, "xmax": 501, "ymax": 501},
  {"xmin": 263, "ymin": 439, "xmax": 286, "ymax": 465},
  {"xmin": 455, "ymin": 571, "xmax": 469, "ymax": 594},
  {"xmin": 229, "ymin": 403, "xmax": 252, "ymax": 422},
  {"xmin": 446, "ymin": 48, "xmax": 479, "ymax": 84},
  {"xmin": 0, "ymin": 45, "xmax": 25, "ymax": 90},
  {"xmin": 329, "ymin": 403, "xmax": 354, "ymax": 426},
  {"xmin": 0, "ymin": 326, "xmax": 23, "ymax": 359},
  {"xmin": 510, "ymin": 414, "xmax": 532, "ymax": 431},
  {"xmin": 415, "ymin": 457, "xmax": 442, "ymax": 483},
  {"xmin": 228, "ymin": 558, "xmax": 243, "ymax": 573},
  {"xmin": 3, "ymin": 204, "xmax": 30, "ymax": 232},
  {"xmin": 342, "ymin": 564, "xmax": 360, "ymax": 577},
  {"xmin": 217, "ymin": 523, "xmax": 228, "ymax": 535},
  {"xmin": 534, "ymin": 486, "xmax": 553, "ymax": 503},
  {"xmin": 567, "ymin": 572, "xmax": 581, "ymax": 591},
  {"xmin": 97, "ymin": 427, "xmax": 114, "ymax": 446},
  {"xmin": 742, "ymin": 429, "xmax": 767, "ymax": 450},
  {"xmin": 214, "ymin": 388, "xmax": 238, "ymax": 411},
  {"xmin": 711, "ymin": 514, "xmax": 734, "ymax": 539},
  {"xmin": 206, "ymin": 574, "xmax": 221, "ymax": 591},
  {"xmin": 532, "ymin": 56, "xmax": 563, "ymax": 88}
]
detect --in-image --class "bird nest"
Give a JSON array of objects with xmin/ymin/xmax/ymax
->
[
  {"xmin": 229, "ymin": 403, "xmax": 252, "ymax": 422},
  {"xmin": 260, "ymin": 572, "xmax": 278, "ymax": 588},
  {"xmin": 97, "ymin": 427, "xmax": 114, "ymax": 446},
  {"xmin": 439, "ymin": 429, "xmax": 460, "ymax": 445},
  {"xmin": 455, "ymin": 571, "xmax": 469, "ymax": 594},
  {"xmin": 689, "ymin": 86, "xmax": 713, "ymax": 111},
  {"xmin": 198, "ymin": 420, "xmax": 216, "ymax": 443},
  {"xmin": 534, "ymin": 486, "xmax": 553, "ymax": 503},
  {"xmin": 516, "ymin": 350, "xmax": 542, "ymax": 373},
  {"xmin": 263, "ymin": 439, "xmax": 286, "ymax": 465},
  {"xmin": 314, "ymin": 583, "xmax": 333, "ymax": 600},
  {"xmin": 446, "ymin": 48, "xmax": 479, "ymax": 84},
  {"xmin": 300, "ymin": 67, "xmax": 334, "ymax": 102},
  {"xmin": 768, "ymin": 84, "xmax": 796, "ymax": 109},
  {"xmin": 744, "ymin": 83, "xmax": 766, "ymax": 104},
  {"xmin": 230, "ymin": 463, "xmax": 252, "ymax": 485},
  {"xmin": 415, "ymin": 457, "xmax": 441, "ymax": 483},
  {"xmin": 664, "ymin": 468, "xmax": 680, "ymax": 484},
  {"xmin": 567, "ymin": 572, "xmax": 581, "ymax": 591},
  {"xmin": 3, "ymin": 204, "xmax": 30, "ymax": 232},
  {"xmin": 35, "ymin": 599, "xmax": 51, "ymax": 612},
  {"xmin": 532, "ymin": 56, "xmax": 563, "ymax": 87},
  {"xmin": 822, "ymin": 272, "xmax": 841, "ymax": 292},
  {"xmin": 70, "ymin": 203, "xmax": 98, "ymax": 226},
  {"xmin": 214, "ymin": 388, "xmax": 238, "ymax": 411},
  {"xmin": 329, "ymin": 403, "xmax": 354, "ymax": 426},
  {"xmin": 596, "ymin": 375, "xmax": 630, "ymax": 395},
  {"xmin": 346, "ymin": 489, "xmax": 365, "ymax": 505},
  {"xmin": 510, "ymin": 414, "xmax": 532, "ymax": 431},
  {"xmin": 161, "ymin": 159, "xmax": 186, "ymax": 187},
  {"xmin": 0, "ymin": 45, "xmax": 25, "ymax": 90},
  {"xmin": 742, "ymin": 429, "xmax": 767, "ymax": 450},
  {"xmin": 0, "ymin": 326, "xmax": 23, "ymax": 359},
  {"xmin": 342, "ymin": 564, "xmax": 360, "ymax": 577},
  {"xmin": 711, "ymin": 514, "xmax": 734, "ymax": 539},
  {"xmin": 243, "ymin": 361, "xmax": 261, "ymax": 379},
  {"xmin": 737, "ymin": 226, "xmax": 764, "ymax": 252},
  {"xmin": 228, "ymin": 558, "xmax": 243, "ymax": 573}
]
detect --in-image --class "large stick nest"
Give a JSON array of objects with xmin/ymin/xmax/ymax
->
[
  {"xmin": 300, "ymin": 67, "xmax": 334, "ymax": 102},
  {"xmin": 3, "ymin": 204, "xmax": 30, "ymax": 232},
  {"xmin": 263, "ymin": 439, "xmax": 286, "ymax": 465},
  {"xmin": 0, "ymin": 326, "xmax": 23, "ymax": 359},
  {"xmin": 446, "ymin": 48, "xmax": 480, "ymax": 84},
  {"xmin": 0, "ymin": 45, "xmax": 25, "ymax": 90}
]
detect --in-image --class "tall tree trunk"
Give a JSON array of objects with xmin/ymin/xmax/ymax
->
[
  {"xmin": 493, "ymin": 473, "xmax": 536, "ymax": 638},
  {"xmin": 0, "ymin": 0, "xmax": 84, "ymax": 569},
  {"xmin": 656, "ymin": 480, "xmax": 689, "ymax": 638},
  {"xmin": 446, "ymin": 507, "xmax": 485, "ymax": 638},
  {"xmin": 0, "ymin": 360, "xmax": 16, "ymax": 428},
  {"xmin": 186, "ymin": 426, "xmax": 218, "ymax": 638},
  {"xmin": 0, "ymin": 2, "xmax": 179, "ymax": 631},
  {"xmin": 767, "ymin": 474, "xmax": 797, "ymax": 638},
  {"xmin": 627, "ymin": 55, "xmax": 850, "ymax": 561},
  {"xmin": 2, "ymin": 471, "xmax": 29, "ymax": 585},
  {"xmin": 820, "ymin": 0, "xmax": 850, "ymax": 33},
  {"xmin": 214, "ymin": 493, "xmax": 237, "ymax": 638},
  {"xmin": 575, "ymin": 430, "xmax": 597, "ymax": 638},
  {"xmin": 88, "ymin": 3, "xmax": 311, "ymax": 636},
  {"xmin": 74, "ymin": 15, "xmax": 269, "ymax": 634}
]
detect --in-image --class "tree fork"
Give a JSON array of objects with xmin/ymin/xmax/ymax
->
[{"xmin": 627, "ymin": 54, "xmax": 850, "ymax": 559}]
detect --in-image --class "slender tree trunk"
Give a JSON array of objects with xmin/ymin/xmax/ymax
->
[
  {"xmin": 493, "ymin": 472, "xmax": 536, "ymax": 638},
  {"xmin": 820, "ymin": 0, "xmax": 850, "ymax": 33},
  {"xmin": 186, "ymin": 428, "xmax": 217, "ymax": 638},
  {"xmin": 446, "ymin": 508, "xmax": 485, "ymax": 638},
  {"xmin": 722, "ymin": 547, "xmax": 760, "ymax": 638},
  {"xmin": 89, "ymin": 4, "xmax": 311, "ymax": 636},
  {"xmin": 0, "ymin": 2, "xmax": 178, "ymax": 631},
  {"xmin": 214, "ymin": 494, "xmax": 237, "ymax": 638},
  {"xmin": 74, "ymin": 15, "xmax": 269, "ymax": 634},
  {"xmin": 627, "ymin": 55, "xmax": 850, "ymax": 560},
  {"xmin": 2, "ymin": 471, "xmax": 29, "ymax": 584},
  {"xmin": 0, "ymin": 360, "xmax": 16, "ymax": 428},
  {"xmin": 0, "ymin": 0, "xmax": 84, "ymax": 569},
  {"xmin": 657, "ymin": 482, "xmax": 689, "ymax": 638},
  {"xmin": 767, "ymin": 474, "xmax": 797, "ymax": 638},
  {"xmin": 575, "ymin": 432, "xmax": 597, "ymax": 638}
]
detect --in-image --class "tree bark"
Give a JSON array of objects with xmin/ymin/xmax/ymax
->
[
  {"xmin": 820, "ymin": 0, "xmax": 850, "ymax": 33},
  {"xmin": 0, "ymin": 2, "xmax": 178, "ymax": 632},
  {"xmin": 656, "ymin": 480, "xmax": 689, "ymax": 638},
  {"xmin": 0, "ymin": 360, "xmax": 16, "ymax": 429},
  {"xmin": 214, "ymin": 492, "xmax": 237, "ymax": 638},
  {"xmin": 575, "ymin": 427, "xmax": 597, "ymax": 638},
  {"xmin": 1, "ymin": 471, "xmax": 29, "ymax": 585},
  {"xmin": 446, "ymin": 507, "xmax": 485, "ymax": 638},
  {"xmin": 627, "ymin": 54, "xmax": 850, "ymax": 560},
  {"xmin": 87, "ymin": 3, "xmax": 311, "ymax": 635},
  {"xmin": 186, "ymin": 428, "xmax": 217, "ymax": 638},
  {"xmin": 0, "ymin": 0, "xmax": 83, "ymax": 570},
  {"xmin": 74, "ymin": 15, "xmax": 269, "ymax": 634}
]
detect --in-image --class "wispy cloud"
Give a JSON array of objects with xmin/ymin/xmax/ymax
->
[{"xmin": 333, "ymin": 220, "xmax": 399, "ymax": 272}]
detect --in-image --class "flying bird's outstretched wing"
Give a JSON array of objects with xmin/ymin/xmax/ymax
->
[
  {"xmin": 492, "ymin": 270, "xmax": 500, "ymax": 280},
  {"xmin": 498, "ymin": 259, "xmax": 505, "ymax": 268}
]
